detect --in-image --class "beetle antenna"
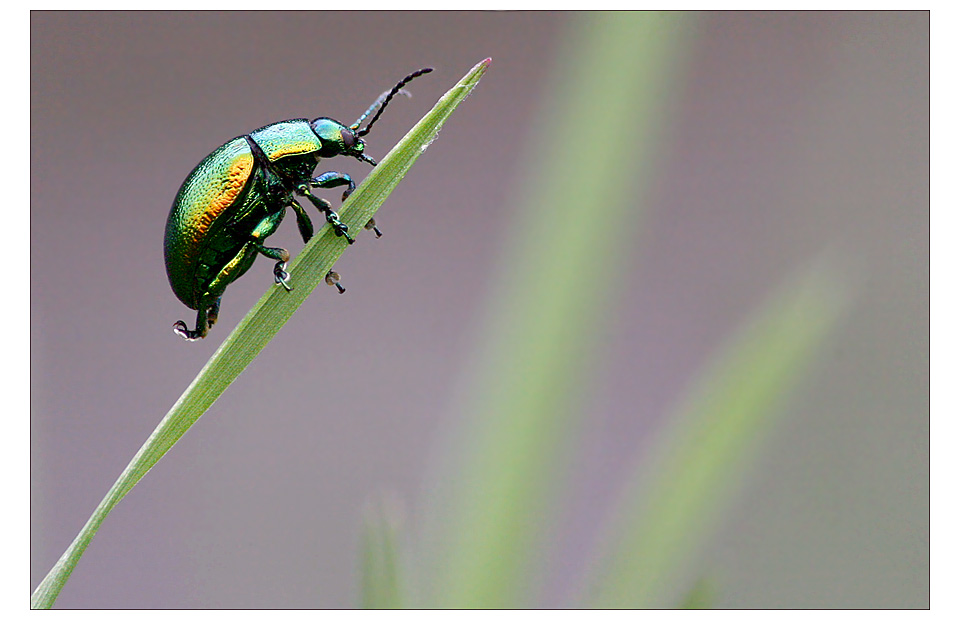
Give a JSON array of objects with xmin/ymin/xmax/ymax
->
[
  {"xmin": 354, "ymin": 67, "xmax": 433, "ymax": 137},
  {"xmin": 352, "ymin": 89, "xmax": 410, "ymax": 131}
]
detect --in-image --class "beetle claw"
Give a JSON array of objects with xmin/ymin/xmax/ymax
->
[
  {"xmin": 325, "ymin": 270, "xmax": 346, "ymax": 294},
  {"xmin": 274, "ymin": 262, "xmax": 293, "ymax": 291},
  {"xmin": 329, "ymin": 218, "xmax": 355, "ymax": 244},
  {"xmin": 173, "ymin": 320, "xmax": 201, "ymax": 341},
  {"xmin": 365, "ymin": 218, "xmax": 383, "ymax": 238}
]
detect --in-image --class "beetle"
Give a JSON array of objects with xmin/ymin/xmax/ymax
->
[{"xmin": 163, "ymin": 67, "xmax": 433, "ymax": 341}]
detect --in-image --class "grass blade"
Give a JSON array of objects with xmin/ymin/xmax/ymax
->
[
  {"xmin": 678, "ymin": 577, "xmax": 716, "ymax": 609},
  {"xmin": 423, "ymin": 14, "xmax": 694, "ymax": 608},
  {"xmin": 31, "ymin": 58, "xmax": 490, "ymax": 609},
  {"xmin": 360, "ymin": 494, "xmax": 406, "ymax": 609},
  {"xmin": 584, "ymin": 262, "xmax": 848, "ymax": 608}
]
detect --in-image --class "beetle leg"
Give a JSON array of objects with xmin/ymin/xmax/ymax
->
[
  {"xmin": 323, "ymin": 207, "xmax": 355, "ymax": 245},
  {"xmin": 296, "ymin": 185, "xmax": 355, "ymax": 244},
  {"xmin": 273, "ymin": 262, "xmax": 293, "ymax": 291},
  {"xmin": 325, "ymin": 270, "xmax": 346, "ymax": 294},
  {"xmin": 206, "ymin": 297, "xmax": 221, "ymax": 328},
  {"xmin": 202, "ymin": 213, "xmax": 293, "ymax": 301},
  {"xmin": 364, "ymin": 218, "xmax": 383, "ymax": 238},
  {"xmin": 252, "ymin": 243, "xmax": 292, "ymax": 290},
  {"xmin": 311, "ymin": 171, "xmax": 355, "ymax": 202},
  {"xmin": 290, "ymin": 200, "xmax": 315, "ymax": 243},
  {"xmin": 177, "ymin": 212, "xmax": 290, "ymax": 341},
  {"xmin": 310, "ymin": 172, "xmax": 381, "ymax": 238},
  {"xmin": 173, "ymin": 300, "xmax": 219, "ymax": 341},
  {"xmin": 173, "ymin": 318, "xmax": 199, "ymax": 340},
  {"xmin": 245, "ymin": 211, "xmax": 294, "ymax": 289}
]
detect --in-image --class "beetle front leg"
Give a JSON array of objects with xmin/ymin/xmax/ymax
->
[
  {"xmin": 311, "ymin": 172, "xmax": 382, "ymax": 238},
  {"xmin": 296, "ymin": 184, "xmax": 355, "ymax": 244},
  {"xmin": 311, "ymin": 171, "xmax": 355, "ymax": 202}
]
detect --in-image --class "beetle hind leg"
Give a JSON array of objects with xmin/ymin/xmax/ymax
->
[
  {"xmin": 172, "ymin": 319, "xmax": 200, "ymax": 341},
  {"xmin": 173, "ymin": 298, "xmax": 220, "ymax": 341},
  {"xmin": 206, "ymin": 297, "xmax": 221, "ymax": 328}
]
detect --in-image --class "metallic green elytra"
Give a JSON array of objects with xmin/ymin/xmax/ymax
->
[{"xmin": 164, "ymin": 68, "xmax": 433, "ymax": 341}]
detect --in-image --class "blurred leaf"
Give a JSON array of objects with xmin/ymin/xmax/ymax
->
[
  {"xmin": 30, "ymin": 59, "xmax": 490, "ymax": 610},
  {"xmin": 360, "ymin": 494, "xmax": 406, "ymax": 609},
  {"xmin": 678, "ymin": 577, "xmax": 716, "ymax": 609},
  {"xmin": 423, "ymin": 13, "xmax": 694, "ymax": 608},
  {"xmin": 585, "ymin": 262, "xmax": 848, "ymax": 608}
]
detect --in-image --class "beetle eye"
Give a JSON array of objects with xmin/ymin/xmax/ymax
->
[{"xmin": 340, "ymin": 128, "xmax": 356, "ymax": 149}]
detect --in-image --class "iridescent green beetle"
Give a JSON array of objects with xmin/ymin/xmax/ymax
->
[{"xmin": 164, "ymin": 68, "xmax": 432, "ymax": 341}]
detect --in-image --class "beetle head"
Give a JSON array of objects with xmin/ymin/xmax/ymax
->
[
  {"xmin": 310, "ymin": 68, "xmax": 433, "ymax": 168},
  {"xmin": 310, "ymin": 118, "xmax": 376, "ymax": 165}
]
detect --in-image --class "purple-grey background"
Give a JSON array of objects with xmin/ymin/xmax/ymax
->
[{"xmin": 32, "ymin": 12, "xmax": 928, "ymax": 608}]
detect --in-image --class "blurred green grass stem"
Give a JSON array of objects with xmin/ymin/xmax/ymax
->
[
  {"xmin": 423, "ymin": 13, "xmax": 694, "ymax": 608},
  {"xmin": 584, "ymin": 262, "xmax": 848, "ymax": 608},
  {"xmin": 360, "ymin": 494, "xmax": 406, "ymax": 609}
]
